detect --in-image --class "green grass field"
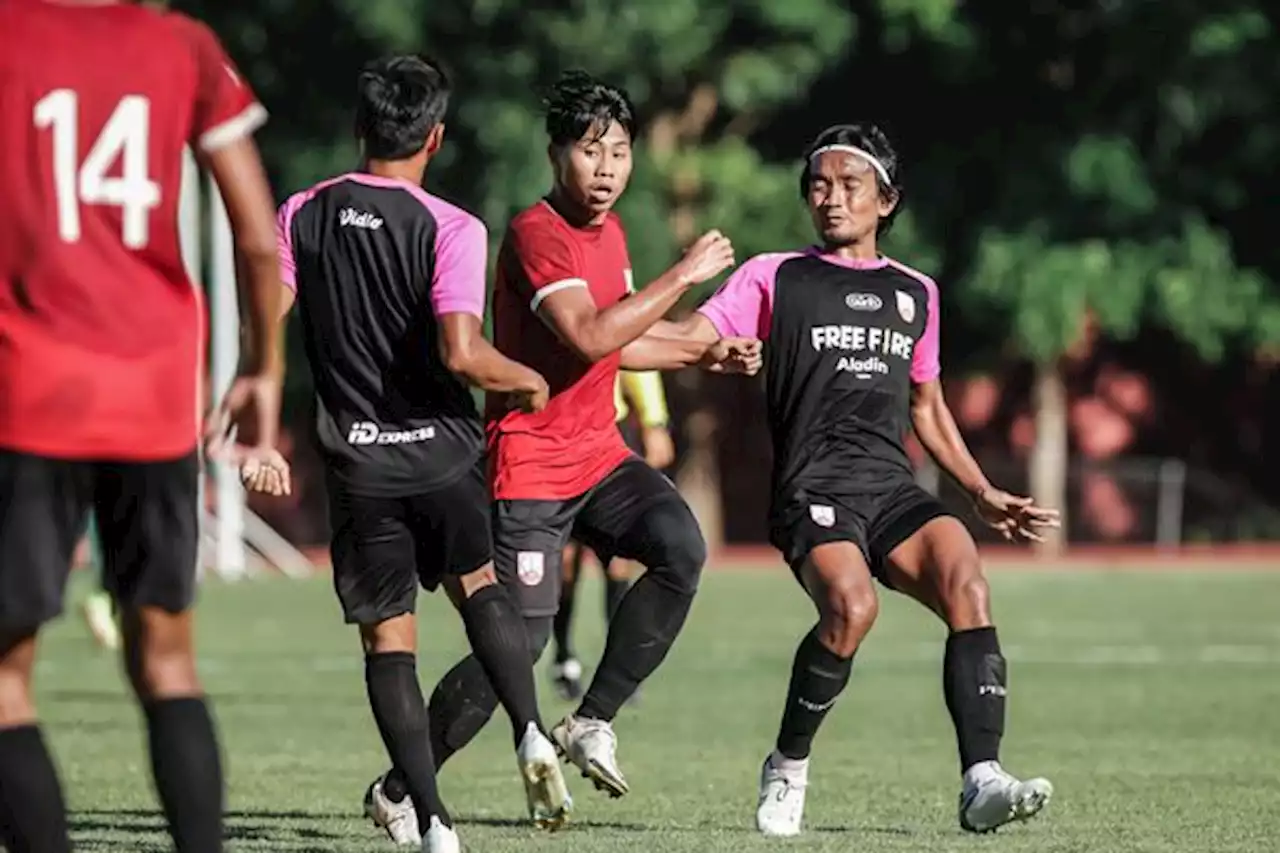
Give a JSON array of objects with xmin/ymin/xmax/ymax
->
[{"xmin": 39, "ymin": 566, "xmax": 1280, "ymax": 852}]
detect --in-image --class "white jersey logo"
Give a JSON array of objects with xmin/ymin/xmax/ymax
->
[
  {"xmin": 347, "ymin": 421, "xmax": 435, "ymax": 446},
  {"xmin": 516, "ymin": 552, "xmax": 545, "ymax": 586},
  {"xmin": 340, "ymin": 207, "xmax": 384, "ymax": 230},
  {"xmin": 895, "ymin": 290, "xmax": 916, "ymax": 323},
  {"xmin": 845, "ymin": 292, "xmax": 882, "ymax": 312},
  {"xmin": 809, "ymin": 505, "xmax": 836, "ymax": 528}
]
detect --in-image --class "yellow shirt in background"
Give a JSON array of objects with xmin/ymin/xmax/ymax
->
[{"xmin": 615, "ymin": 371, "xmax": 669, "ymax": 427}]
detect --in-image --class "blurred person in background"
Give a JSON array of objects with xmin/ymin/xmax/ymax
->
[
  {"xmin": 79, "ymin": 521, "xmax": 120, "ymax": 651},
  {"xmin": 550, "ymin": 368, "xmax": 675, "ymax": 701},
  {"xmin": 0, "ymin": 2, "xmax": 283, "ymax": 853},
  {"xmin": 272, "ymin": 55, "xmax": 570, "ymax": 851},
  {"xmin": 671, "ymin": 122, "xmax": 1059, "ymax": 838}
]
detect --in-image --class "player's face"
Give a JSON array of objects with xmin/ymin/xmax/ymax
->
[
  {"xmin": 553, "ymin": 120, "xmax": 634, "ymax": 219},
  {"xmin": 806, "ymin": 151, "xmax": 896, "ymax": 247}
]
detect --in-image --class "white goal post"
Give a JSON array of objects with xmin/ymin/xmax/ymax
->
[{"xmin": 181, "ymin": 150, "xmax": 313, "ymax": 580}]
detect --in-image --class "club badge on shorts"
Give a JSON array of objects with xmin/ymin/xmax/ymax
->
[
  {"xmin": 809, "ymin": 505, "xmax": 836, "ymax": 528},
  {"xmin": 895, "ymin": 290, "xmax": 916, "ymax": 324},
  {"xmin": 516, "ymin": 551, "xmax": 545, "ymax": 586}
]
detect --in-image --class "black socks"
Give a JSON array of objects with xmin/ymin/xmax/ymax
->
[
  {"xmin": 365, "ymin": 653, "xmax": 450, "ymax": 827},
  {"xmin": 0, "ymin": 724, "xmax": 70, "ymax": 853},
  {"xmin": 775, "ymin": 628, "xmax": 855, "ymax": 760},
  {"xmin": 944, "ymin": 626, "xmax": 1006, "ymax": 772}
]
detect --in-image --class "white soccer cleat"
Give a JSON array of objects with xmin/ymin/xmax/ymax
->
[
  {"xmin": 551, "ymin": 714, "xmax": 629, "ymax": 797},
  {"xmin": 755, "ymin": 751, "xmax": 808, "ymax": 837},
  {"xmin": 517, "ymin": 722, "xmax": 573, "ymax": 830},
  {"xmin": 82, "ymin": 592, "xmax": 120, "ymax": 651},
  {"xmin": 421, "ymin": 816, "xmax": 460, "ymax": 853},
  {"xmin": 363, "ymin": 774, "xmax": 421, "ymax": 846},
  {"xmin": 959, "ymin": 761, "xmax": 1053, "ymax": 833}
]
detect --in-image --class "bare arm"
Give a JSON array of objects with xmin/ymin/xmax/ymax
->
[
  {"xmin": 910, "ymin": 379, "xmax": 990, "ymax": 498},
  {"xmin": 620, "ymin": 334, "xmax": 712, "ymax": 370},
  {"xmin": 204, "ymin": 137, "xmax": 283, "ymax": 377},
  {"xmin": 536, "ymin": 230, "xmax": 734, "ymax": 363},
  {"xmin": 439, "ymin": 313, "xmax": 546, "ymax": 395}
]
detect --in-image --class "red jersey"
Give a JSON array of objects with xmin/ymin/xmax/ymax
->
[
  {"xmin": 487, "ymin": 201, "xmax": 634, "ymax": 500},
  {"xmin": 0, "ymin": 1, "xmax": 266, "ymax": 460}
]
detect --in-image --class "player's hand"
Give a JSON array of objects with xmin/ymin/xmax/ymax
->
[
  {"xmin": 703, "ymin": 337, "xmax": 763, "ymax": 376},
  {"xmin": 205, "ymin": 372, "xmax": 283, "ymax": 469},
  {"xmin": 241, "ymin": 448, "xmax": 292, "ymax": 497},
  {"xmin": 973, "ymin": 487, "xmax": 1061, "ymax": 543},
  {"xmin": 641, "ymin": 425, "xmax": 676, "ymax": 469},
  {"xmin": 675, "ymin": 230, "xmax": 735, "ymax": 286},
  {"xmin": 511, "ymin": 373, "xmax": 550, "ymax": 414}
]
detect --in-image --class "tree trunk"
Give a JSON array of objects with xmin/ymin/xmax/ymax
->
[{"xmin": 1029, "ymin": 360, "xmax": 1068, "ymax": 556}]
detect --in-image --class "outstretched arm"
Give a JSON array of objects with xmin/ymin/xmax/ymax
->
[
  {"xmin": 910, "ymin": 380, "xmax": 989, "ymax": 498},
  {"xmin": 439, "ymin": 313, "xmax": 547, "ymax": 404},
  {"xmin": 620, "ymin": 315, "xmax": 760, "ymax": 373},
  {"xmin": 537, "ymin": 231, "xmax": 734, "ymax": 363}
]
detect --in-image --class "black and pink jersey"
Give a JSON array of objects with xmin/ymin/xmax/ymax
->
[
  {"xmin": 277, "ymin": 173, "xmax": 488, "ymax": 496},
  {"xmin": 698, "ymin": 248, "xmax": 941, "ymax": 515}
]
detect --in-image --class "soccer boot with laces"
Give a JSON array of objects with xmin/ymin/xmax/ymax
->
[
  {"xmin": 755, "ymin": 751, "xmax": 808, "ymax": 837},
  {"xmin": 958, "ymin": 761, "xmax": 1053, "ymax": 833},
  {"xmin": 363, "ymin": 774, "xmax": 420, "ymax": 846},
  {"xmin": 517, "ymin": 722, "xmax": 573, "ymax": 830},
  {"xmin": 551, "ymin": 713, "xmax": 629, "ymax": 797}
]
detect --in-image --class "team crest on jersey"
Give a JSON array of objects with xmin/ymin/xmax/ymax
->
[
  {"xmin": 809, "ymin": 505, "xmax": 836, "ymax": 528},
  {"xmin": 895, "ymin": 290, "xmax": 916, "ymax": 323},
  {"xmin": 516, "ymin": 552, "xmax": 545, "ymax": 586}
]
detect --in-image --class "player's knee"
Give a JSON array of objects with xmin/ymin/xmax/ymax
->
[
  {"xmin": 360, "ymin": 612, "xmax": 417, "ymax": 656},
  {"xmin": 0, "ymin": 631, "xmax": 38, "ymax": 726},
  {"xmin": 524, "ymin": 615, "xmax": 554, "ymax": 659},
  {"xmin": 638, "ymin": 502, "xmax": 707, "ymax": 597},
  {"xmin": 819, "ymin": 581, "xmax": 879, "ymax": 658},
  {"xmin": 124, "ymin": 608, "xmax": 200, "ymax": 700},
  {"xmin": 937, "ymin": 556, "xmax": 991, "ymax": 630}
]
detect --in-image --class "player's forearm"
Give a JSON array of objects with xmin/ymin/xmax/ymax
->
[
  {"xmin": 620, "ymin": 334, "xmax": 709, "ymax": 370},
  {"xmin": 447, "ymin": 338, "xmax": 543, "ymax": 394},
  {"xmin": 239, "ymin": 251, "xmax": 285, "ymax": 377},
  {"xmin": 576, "ymin": 269, "xmax": 693, "ymax": 361},
  {"xmin": 912, "ymin": 398, "xmax": 991, "ymax": 498},
  {"xmin": 649, "ymin": 314, "xmax": 721, "ymax": 344}
]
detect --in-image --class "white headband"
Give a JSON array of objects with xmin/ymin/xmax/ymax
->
[{"xmin": 808, "ymin": 144, "xmax": 891, "ymax": 185}]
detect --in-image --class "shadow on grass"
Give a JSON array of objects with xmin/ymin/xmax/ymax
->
[{"xmin": 70, "ymin": 807, "xmax": 354, "ymax": 851}]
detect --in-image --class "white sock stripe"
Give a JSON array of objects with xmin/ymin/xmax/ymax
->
[{"xmin": 808, "ymin": 144, "xmax": 891, "ymax": 185}]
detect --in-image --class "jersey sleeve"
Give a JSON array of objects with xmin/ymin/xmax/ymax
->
[
  {"xmin": 695, "ymin": 253, "xmax": 783, "ymax": 339},
  {"xmin": 276, "ymin": 191, "xmax": 309, "ymax": 292},
  {"xmin": 622, "ymin": 371, "xmax": 670, "ymax": 427},
  {"xmin": 508, "ymin": 218, "xmax": 586, "ymax": 313},
  {"xmin": 431, "ymin": 214, "xmax": 488, "ymax": 319},
  {"xmin": 182, "ymin": 18, "xmax": 268, "ymax": 153},
  {"xmin": 910, "ymin": 277, "xmax": 942, "ymax": 384}
]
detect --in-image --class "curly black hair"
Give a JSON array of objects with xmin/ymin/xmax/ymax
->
[
  {"xmin": 544, "ymin": 70, "xmax": 636, "ymax": 147},
  {"xmin": 800, "ymin": 123, "xmax": 904, "ymax": 236}
]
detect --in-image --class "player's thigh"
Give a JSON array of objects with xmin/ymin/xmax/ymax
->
[
  {"xmin": 328, "ymin": 488, "xmax": 420, "ymax": 627},
  {"xmin": 0, "ymin": 450, "xmax": 90, "ymax": 632},
  {"xmin": 94, "ymin": 453, "xmax": 200, "ymax": 615},
  {"xmin": 493, "ymin": 498, "xmax": 579, "ymax": 618},
  {"xmin": 774, "ymin": 500, "xmax": 878, "ymax": 612},
  {"xmin": 410, "ymin": 463, "xmax": 493, "ymax": 590},
  {"xmin": 575, "ymin": 459, "xmax": 705, "ymax": 572},
  {"xmin": 872, "ymin": 484, "xmax": 981, "ymax": 618}
]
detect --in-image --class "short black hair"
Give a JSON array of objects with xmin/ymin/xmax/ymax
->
[
  {"xmin": 355, "ymin": 55, "xmax": 450, "ymax": 161},
  {"xmin": 800, "ymin": 123, "xmax": 903, "ymax": 236},
  {"xmin": 544, "ymin": 70, "xmax": 637, "ymax": 148}
]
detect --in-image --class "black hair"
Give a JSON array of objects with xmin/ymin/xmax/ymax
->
[
  {"xmin": 544, "ymin": 70, "xmax": 637, "ymax": 148},
  {"xmin": 799, "ymin": 123, "xmax": 903, "ymax": 236},
  {"xmin": 355, "ymin": 55, "xmax": 450, "ymax": 161}
]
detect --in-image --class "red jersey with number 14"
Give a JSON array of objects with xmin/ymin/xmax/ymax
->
[
  {"xmin": 486, "ymin": 201, "xmax": 634, "ymax": 500},
  {"xmin": 0, "ymin": 1, "xmax": 266, "ymax": 460}
]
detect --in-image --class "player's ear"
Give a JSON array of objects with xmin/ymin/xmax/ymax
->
[
  {"xmin": 425, "ymin": 123, "xmax": 445, "ymax": 157},
  {"xmin": 878, "ymin": 185, "xmax": 899, "ymax": 218}
]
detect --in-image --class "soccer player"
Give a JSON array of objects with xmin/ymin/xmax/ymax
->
[
  {"xmin": 275, "ymin": 56, "xmax": 570, "ymax": 852},
  {"xmin": 363, "ymin": 70, "xmax": 758, "ymax": 826},
  {"xmin": 665, "ymin": 123, "xmax": 1060, "ymax": 837},
  {"xmin": 79, "ymin": 521, "xmax": 121, "ymax": 651},
  {"xmin": 0, "ymin": 2, "xmax": 283, "ymax": 853},
  {"xmin": 549, "ymin": 369, "xmax": 675, "ymax": 701}
]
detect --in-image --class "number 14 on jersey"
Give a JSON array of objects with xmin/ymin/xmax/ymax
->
[{"xmin": 33, "ymin": 89, "xmax": 161, "ymax": 250}]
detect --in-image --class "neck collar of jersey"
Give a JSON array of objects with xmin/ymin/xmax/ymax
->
[{"xmin": 805, "ymin": 246, "xmax": 890, "ymax": 270}]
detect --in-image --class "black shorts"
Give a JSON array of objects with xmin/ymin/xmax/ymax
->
[
  {"xmin": 327, "ymin": 462, "xmax": 491, "ymax": 625},
  {"xmin": 770, "ymin": 480, "xmax": 952, "ymax": 588},
  {"xmin": 0, "ymin": 450, "xmax": 199, "ymax": 631},
  {"xmin": 494, "ymin": 458, "xmax": 690, "ymax": 617}
]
